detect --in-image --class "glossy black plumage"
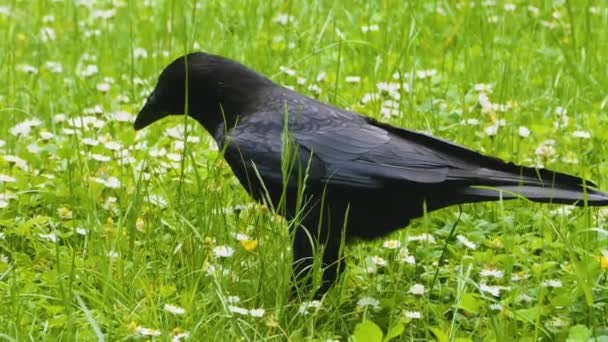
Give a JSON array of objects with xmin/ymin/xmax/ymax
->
[{"xmin": 134, "ymin": 52, "xmax": 608, "ymax": 296}]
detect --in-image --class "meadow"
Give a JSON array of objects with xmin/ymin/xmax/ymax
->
[{"xmin": 1, "ymin": 0, "xmax": 608, "ymax": 340}]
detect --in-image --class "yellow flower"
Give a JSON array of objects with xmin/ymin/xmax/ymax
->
[
  {"xmin": 240, "ymin": 239, "xmax": 258, "ymax": 252},
  {"xmin": 259, "ymin": 204, "xmax": 269, "ymax": 214},
  {"xmin": 264, "ymin": 313, "xmax": 279, "ymax": 328},
  {"xmin": 597, "ymin": 251, "xmax": 608, "ymax": 270},
  {"xmin": 127, "ymin": 320, "xmax": 138, "ymax": 334},
  {"xmin": 204, "ymin": 236, "xmax": 215, "ymax": 249},
  {"xmin": 57, "ymin": 207, "xmax": 73, "ymax": 220},
  {"xmin": 488, "ymin": 236, "xmax": 503, "ymax": 249},
  {"xmin": 135, "ymin": 217, "xmax": 144, "ymax": 232}
]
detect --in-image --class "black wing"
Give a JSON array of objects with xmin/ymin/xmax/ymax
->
[
  {"xmin": 285, "ymin": 101, "xmax": 598, "ymax": 191},
  {"xmin": 222, "ymin": 99, "xmax": 605, "ymax": 205},
  {"xmin": 220, "ymin": 114, "xmax": 326, "ymax": 192}
]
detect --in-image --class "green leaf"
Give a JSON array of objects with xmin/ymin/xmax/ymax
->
[
  {"xmin": 160, "ymin": 284, "xmax": 177, "ymax": 297},
  {"xmin": 456, "ymin": 293, "xmax": 481, "ymax": 314},
  {"xmin": 514, "ymin": 306, "xmax": 542, "ymax": 322},
  {"xmin": 383, "ymin": 322, "xmax": 404, "ymax": 342},
  {"xmin": 353, "ymin": 320, "xmax": 383, "ymax": 342},
  {"xmin": 16, "ymin": 215, "xmax": 50, "ymax": 236},
  {"xmin": 429, "ymin": 327, "xmax": 449, "ymax": 342},
  {"xmin": 550, "ymin": 292, "xmax": 573, "ymax": 307},
  {"xmin": 565, "ymin": 325, "xmax": 591, "ymax": 342},
  {"xmin": 572, "ymin": 259, "xmax": 596, "ymax": 306}
]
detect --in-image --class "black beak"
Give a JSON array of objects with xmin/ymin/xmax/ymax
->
[{"xmin": 133, "ymin": 93, "xmax": 164, "ymax": 131}]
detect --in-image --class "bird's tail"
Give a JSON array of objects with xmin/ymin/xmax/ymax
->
[
  {"xmin": 370, "ymin": 120, "xmax": 608, "ymax": 207},
  {"xmin": 452, "ymin": 167, "xmax": 608, "ymax": 206},
  {"xmin": 457, "ymin": 184, "xmax": 608, "ymax": 206}
]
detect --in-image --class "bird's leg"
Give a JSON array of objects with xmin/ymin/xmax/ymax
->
[
  {"xmin": 291, "ymin": 225, "xmax": 345, "ymax": 299},
  {"xmin": 315, "ymin": 236, "xmax": 345, "ymax": 298},
  {"xmin": 291, "ymin": 225, "xmax": 316, "ymax": 298}
]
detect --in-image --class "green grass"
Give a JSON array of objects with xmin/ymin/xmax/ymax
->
[{"xmin": 1, "ymin": 0, "xmax": 608, "ymax": 340}]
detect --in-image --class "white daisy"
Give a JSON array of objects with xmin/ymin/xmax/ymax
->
[
  {"xmin": 316, "ymin": 72, "xmax": 326, "ymax": 83},
  {"xmin": 504, "ymin": 3, "xmax": 516, "ymax": 11},
  {"xmin": 527, "ymin": 6, "xmax": 539, "ymax": 16},
  {"xmin": 345, "ymin": 76, "xmax": 361, "ymax": 84},
  {"xmin": 479, "ymin": 283, "xmax": 502, "ymax": 297},
  {"xmin": 308, "ymin": 84, "xmax": 322, "ymax": 95},
  {"xmin": 164, "ymin": 303, "xmax": 186, "ymax": 315},
  {"xmin": 89, "ymin": 153, "xmax": 111, "ymax": 162},
  {"xmin": 96, "ymin": 82, "xmax": 110, "ymax": 93},
  {"xmin": 39, "ymin": 233, "xmax": 59, "ymax": 243},
  {"xmin": 172, "ymin": 331, "xmax": 190, "ymax": 342},
  {"xmin": 404, "ymin": 310, "xmax": 422, "ymax": 319},
  {"xmin": 213, "ymin": 246, "xmax": 235, "ymax": 258},
  {"xmin": 274, "ymin": 13, "xmax": 294, "ymax": 25},
  {"xmin": 0, "ymin": 174, "xmax": 16, "ymax": 183},
  {"xmin": 409, "ymin": 283, "xmax": 425, "ymax": 295},
  {"xmin": 382, "ymin": 239, "xmax": 401, "ymax": 249},
  {"xmin": 408, "ymin": 233, "xmax": 436, "ymax": 244},
  {"xmin": 535, "ymin": 141, "xmax": 556, "ymax": 158},
  {"xmin": 416, "ymin": 69, "xmax": 437, "ymax": 79},
  {"xmin": 226, "ymin": 296, "xmax": 240, "ymax": 304},
  {"xmin": 249, "ymin": 308, "xmax": 265, "ymax": 317},
  {"xmin": 484, "ymin": 123, "xmax": 499, "ymax": 137},
  {"xmin": 517, "ymin": 294, "xmax": 533, "ymax": 303},
  {"xmin": 133, "ymin": 47, "xmax": 148, "ymax": 59},
  {"xmin": 489, "ymin": 303, "xmax": 503, "ymax": 311},
  {"xmin": 479, "ymin": 268, "xmax": 504, "ymax": 279},
  {"xmin": 298, "ymin": 300, "xmax": 322, "ymax": 315},
  {"xmin": 474, "ymin": 83, "xmax": 494, "ymax": 93},
  {"xmin": 103, "ymin": 140, "xmax": 122, "ymax": 151},
  {"xmin": 18, "ymin": 64, "xmax": 38, "ymax": 74},
  {"xmin": 136, "ymin": 326, "xmax": 161, "ymax": 337},
  {"xmin": 541, "ymin": 279, "xmax": 562, "ymax": 288},
  {"xmin": 111, "ymin": 111, "xmax": 133, "ymax": 122},
  {"xmin": 456, "ymin": 234, "xmax": 477, "ymax": 250},
  {"xmin": 40, "ymin": 131, "xmax": 55, "ymax": 140},
  {"xmin": 361, "ymin": 93, "xmax": 381, "ymax": 104},
  {"xmin": 368, "ymin": 256, "xmax": 387, "ymax": 267},
  {"xmin": 228, "ymin": 305, "xmax": 249, "ymax": 315},
  {"xmin": 361, "ymin": 24, "xmax": 379, "ymax": 33},
  {"xmin": 400, "ymin": 254, "xmax": 416, "ymax": 265},
  {"xmin": 356, "ymin": 296, "xmax": 380, "ymax": 310},
  {"xmin": 279, "ymin": 66, "xmax": 296, "ymax": 77},
  {"xmin": 53, "ymin": 113, "xmax": 67, "ymax": 123},
  {"xmin": 234, "ymin": 232, "xmax": 251, "ymax": 241},
  {"xmin": 572, "ymin": 130, "xmax": 591, "ymax": 139},
  {"xmin": 80, "ymin": 64, "xmax": 99, "ymax": 77},
  {"xmin": 4, "ymin": 155, "xmax": 29, "ymax": 171}
]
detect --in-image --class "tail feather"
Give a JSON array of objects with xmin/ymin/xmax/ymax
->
[
  {"xmin": 450, "ymin": 167, "xmax": 597, "ymax": 190},
  {"xmin": 447, "ymin": 160, "xmax": 608, "ymax": 206},
  {"xmin": 457, "ymin": 184, "xmax": 608, "ymax": 206},
  {"xmin": 371, "ymin": 118, "xmax": 608, "ymax": 206}
]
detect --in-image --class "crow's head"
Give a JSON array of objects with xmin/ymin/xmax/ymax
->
[{"xmin": 134, "ymin": 52, "xmax": 273, "ymax": 134}]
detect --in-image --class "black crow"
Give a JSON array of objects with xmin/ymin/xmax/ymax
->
[{"xmin": 134, "ymin": 52, "xmax": 608, "ymax": 297}]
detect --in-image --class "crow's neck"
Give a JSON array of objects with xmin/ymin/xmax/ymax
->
[{"xmin": 192, "ymin": 72, "xmax": 274, "ymax": 136}]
